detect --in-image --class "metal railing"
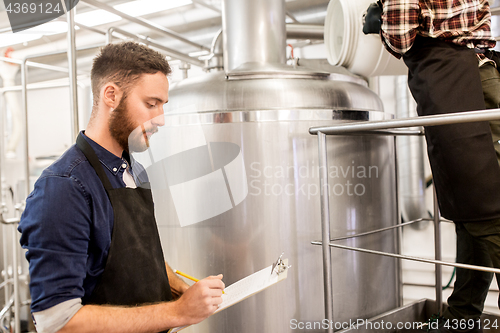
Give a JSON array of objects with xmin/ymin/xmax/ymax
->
[{"xmin": 309, "ymin": 108, "xmax": 500, "ymax": 333}]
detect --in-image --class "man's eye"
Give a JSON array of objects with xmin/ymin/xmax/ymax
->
[{"xmin": 148, "ymin": 103, "xmax": 155, "ymax": 108}]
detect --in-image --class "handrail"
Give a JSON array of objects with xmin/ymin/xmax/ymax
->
[
  {"xmin": 309, "ymin": 108, "xmax": 500, "ymax": 325},
  {"xmin": 310, "ymin": 108, "xmax": 500, "ymax": 135},
  {"xmin": 311, "ymin": 241, "xmax": 500, "ymax": 275}
]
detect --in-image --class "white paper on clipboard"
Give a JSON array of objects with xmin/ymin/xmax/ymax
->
[{"xmin": 169, "ymin": 259, "xmax": 289, "ymax": 333}]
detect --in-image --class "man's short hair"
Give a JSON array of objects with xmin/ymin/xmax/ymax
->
[{"xmin": 91, "ymin": 42, "xmax": 171, "ymax": 106}]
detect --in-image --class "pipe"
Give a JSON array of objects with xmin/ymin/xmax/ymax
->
[
  {"xmin": 179, "ymin": 62, "xmax": 191, "ymax": 80},
  {"xmin": 6, "ymin": 46, "xmax": 101, "ymax": 207},
  {"xmin": 0, "ymin": 57, "xmax": 22, "ymax": 158},
  {"xmin": 0, "ymin": 82, "xmax": 73, "ymax": 93},
  {"xmin": 67, "ymin": 5, "xmax": 80, "ymax": 141},
  {"xmin": 17, "ymin": 43, "xmax": 104, "ymax": 60},
  {"xmin": 0, "ymin": 296, "xmax": 13, "ymax": 324},
  {"xmin": 286, "ymin": 23, "xmax": 323, "ymax": 40},
  {"xmin": 222, "ymin": 0, "xmax": 286, "ymax": 72},
  {"xmin": 0, "ymin": 88, "xmax": 7, "ymax": 319},
  {"xmin": 0, "ymin": 57, "xmax": 73, "ymax": 74},
  {"xmin": 286, "ymin": 11, "xmax": 300, "ymax": 23},
  {"xmin": 205, "ymin": 29, "xmax": 224, "ymax": 72},
  {"xmin": 106, "ymin": 27, "xmax": 205, "ymax": 68},
  {"xmin": 21, "ymin": 60, "xmax": 29, "ymax": 200},
  {"xmin": 11, "ymin": 224, "xmax": 19, "ymax": 333},
  {"xmin": 309, "ymin": 108, "xmax": 500, "ymax": 135},
  {"xmin": 81, "ymin": 0, "xmax": 209, "ymax": 52},
  {"xmin": 433, "ymin": 188, "xmax": 443, "ymax": 314},
  {"xmin": 191, "ymin": 0, "xmax": 221, "ymax": 14},
  {"xmin": 318, "ymin": 132, "xmax": 334, "ymax": 333}
]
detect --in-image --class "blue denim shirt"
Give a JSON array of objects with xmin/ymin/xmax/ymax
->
[{"xmin": 19, "ymin": 132, "xmax": 147, "ymax": 312}]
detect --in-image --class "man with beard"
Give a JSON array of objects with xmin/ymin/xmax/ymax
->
[{"xmin": 18, "ymin": 42, "xmax": 225, "ymax": 333}]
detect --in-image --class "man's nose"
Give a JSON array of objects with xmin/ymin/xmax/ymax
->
[{"xmin": 152, "ymin": 111, "xmax": 165, "ymax": 127}]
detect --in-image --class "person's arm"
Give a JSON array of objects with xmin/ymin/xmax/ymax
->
[
  {"xmin": 380, "ymin": 0, "xmax": 421, "ymax": 57},
  {"xmin": 165, "ymin": 263, "xmax": 190, "ymax": 299},
  {"xmin": 58, "ymin": 275, "xmax": 225, "ymax": 333}
]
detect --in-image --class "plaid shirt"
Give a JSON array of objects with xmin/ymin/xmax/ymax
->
[{"xmin": 381, "ymin": 0, "xmax": 496, "ymax": 59}]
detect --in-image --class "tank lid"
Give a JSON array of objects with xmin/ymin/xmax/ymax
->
[{"xmin": 166, "ymin": 70, "xmax": 384, "ymax": 115}]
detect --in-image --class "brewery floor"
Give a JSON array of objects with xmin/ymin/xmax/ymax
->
[{"xmin": 338, "ymin": 299, "xmax": 500, "ymax": 333}]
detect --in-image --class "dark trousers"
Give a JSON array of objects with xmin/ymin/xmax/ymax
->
[
  {"xmin": 402, "ymin": 36, "xmax": 500, "ymax": 319},
  {"xmin": 445, "ymin": 220, "xmax": 500, "ymax": 319},
  {"xmin": 481, "ymin": 62, "xmax": 500, "ymax": 164}
]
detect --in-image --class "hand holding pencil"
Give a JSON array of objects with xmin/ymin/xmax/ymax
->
[
  {"xmin": 172, "ymin": 271, "xmax": 225, "ymax": 325},
  {"xmin": 174, "ymin": 269, "xmax": 225, "ymax": 294}
]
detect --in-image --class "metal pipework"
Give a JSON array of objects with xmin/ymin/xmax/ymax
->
[
  {"xmin": 286, "ymin": 24, "xmax": 324, "ymax": 40},
  {"xmin": 222, "ymin": 0, "xmax": 286, "ymax": 72},
  {"xmin": 318, "ymin": 132, "xmax": 334, "ymax": 333},
  {"xmin": 0, "ymin": 57, "xmax": 71, "ymax": 74},
  {"xmin": 179, "ymin": 62, "xmax": 191, "ymax": 80},
  {"xmin": 15, "ymin": 45, "xmax": 103, "ymax": 202},
  {"xmin": 205, "ymin": 30, "xmax": 224, "ymax": 72},
  {"xmin": 81, "ymin": 0, "xmax": 209, "ymax": 52},
  {"xmin": 11, "ymin": 223, "xmax": 19, "ymax": 333},
  {"xmin": 21, "ymin": 60, "xmax": 29, "ymax": 202},
  {"xmin": 192, "ymin": 0, "xmax": 221, "ymax": 14},
  {"xmin": 106, "ymin": 27, "xmax": 205, "ymax": 68},
  {"xmin": 67, "ymin": 5, "xmax": 79, "ymax": 141}
]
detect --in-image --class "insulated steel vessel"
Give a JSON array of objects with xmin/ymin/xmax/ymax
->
[{"xmin": 141, "ymin": 0, "xmax": 400, "ymax": 331}]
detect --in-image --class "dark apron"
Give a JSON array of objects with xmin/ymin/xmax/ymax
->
[
  {"xmin": 403, "ymin": 36, "xmax": 500, "ymax": 222},
  {"xmin": 76, "ymin": 133, "xmax": 173, "ymax": 309}
]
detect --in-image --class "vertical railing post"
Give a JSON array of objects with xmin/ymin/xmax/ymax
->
[
  {"xmin": 433, "ymin": 186, "xmax": 443, "ymax": 314},
  {"xmin": 393, "ymin": 136, "xmax": 403, "ymax": 306},
  {"xmin": 318, "ymin": 132, "xmax": 334, "ymax": 332},
  {"xmin": 67, "ymin": 3, "xmax": 79, "ymax": 140}
]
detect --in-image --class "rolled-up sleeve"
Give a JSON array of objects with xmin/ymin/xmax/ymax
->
[
  {"xmin": 19, "ymin": 174, "xmax": 92, "ymax": 313},
  {"xmin": 381, "ymin": 0, "xmax": 421, "ymax": 57}
]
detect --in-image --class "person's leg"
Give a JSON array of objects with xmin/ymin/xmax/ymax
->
[
  {"xmin": 462, "ymin": 219, "xmax": 500, "ymax": 311},
  {"xmin": 444, "ymin": 222, "xmax": 493, "ymax": 320},
  {"xmin": 479, "ymin": 63, "xmax": 500, "ymax": 165}
]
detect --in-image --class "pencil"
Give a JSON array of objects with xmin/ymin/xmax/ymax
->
[{"xmin": 174, "ymin": 269, "xmax": 225, "ymax": 294}]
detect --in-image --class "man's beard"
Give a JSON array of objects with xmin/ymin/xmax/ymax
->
[{"xmin": 108, "ymin": 94, "xmax": 137, "ymax": 153}]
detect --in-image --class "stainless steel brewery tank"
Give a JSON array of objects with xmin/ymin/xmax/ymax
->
[{"xmin": 146, "ymin": 63, "xmax": 399, "ymax": 332}]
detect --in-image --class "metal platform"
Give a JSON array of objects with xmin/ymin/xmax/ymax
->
[{"xmin": 338, "ymin": 299, "xmax": 500, "ymax": 333}]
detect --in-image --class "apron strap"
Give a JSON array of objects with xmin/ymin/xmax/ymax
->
[{"xmin": 76, "ymin": 133, "xmax": 114, "ymax": 191}]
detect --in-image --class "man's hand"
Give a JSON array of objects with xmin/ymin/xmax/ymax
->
[
  {"xmin": 58, "ymin": 275, "xmax": 225, "ymax": 333},
  {"xmin": 173, "ymin": 275, "xmax": 225, "ymax": 325}
]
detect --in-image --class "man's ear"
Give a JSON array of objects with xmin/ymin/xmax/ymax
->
[{"xmin": 101, "ymin": 83, "xmax": 123, "ymax": 109}]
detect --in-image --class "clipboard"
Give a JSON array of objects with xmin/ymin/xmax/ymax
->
[{"xmin": 168, "ymin": 255, "xmax": 290, "ymax": 332}]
